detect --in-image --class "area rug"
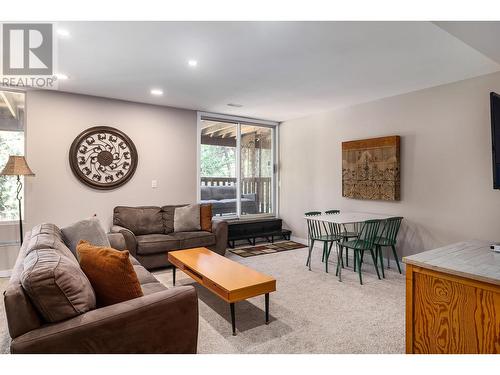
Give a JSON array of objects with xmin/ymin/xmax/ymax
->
[{"xmin": 229, "ymin": 240, "xmax": 306, "ymax": 257}]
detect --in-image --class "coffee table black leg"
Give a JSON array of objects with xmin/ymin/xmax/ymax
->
[
  {"xmin": 265, "ymin": 293, "xmax": 270, "ymax": 324},
  {"xmin": 230, "ymin": 303, "xmax": 236, "ymax": 336},
  {"xmin": 172, "ymin": 266, "xmax": 176, "ymax": 286}
]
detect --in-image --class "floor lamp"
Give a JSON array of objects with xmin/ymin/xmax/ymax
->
[{"xmin": 0, "ymin": 156, "xmax": 35, "ymax": 245}]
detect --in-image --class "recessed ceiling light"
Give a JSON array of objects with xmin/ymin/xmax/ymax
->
[
  {"xmin": 227, "ymin": 103, "xmax": 243, "ymax": 108},
  {"xmin": 57, "ymin": 29, "xmax": 70, "ymax": 38},
  {"xmin": 188, "ymin": 60, "xmax": 198, "ymax": 67},
  {"xmin": 55, "ymin": 73, "xmax": 69, "ymax": 80},
  {"xmin": 150, "ymin": 89, "xmax": 163, "ymax": 96}
]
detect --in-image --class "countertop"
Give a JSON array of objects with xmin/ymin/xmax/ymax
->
[{"xmin": 403, "ymin": 239, "xmax": 500, "ymax": 286}]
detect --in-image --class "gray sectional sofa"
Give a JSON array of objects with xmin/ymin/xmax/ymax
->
[
  {"xmin": 200, "ymin": 186, "xmax": 258, "ymax": 216},
  {"xmin": 3, "ymin": 224, "xmax": 198, "ymax": 354},
  {"xmin": 111, "ymin": 205, "xmax": 228, "ymax": 270}
]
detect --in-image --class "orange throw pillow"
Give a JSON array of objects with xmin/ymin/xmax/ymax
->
[
  {"xmin": 77, "ymin": 240, "xmax": 143, "ymax": 307},
  {"xmin": 200, "ymin": 204, "xmax": 213, "ymax": 232}
]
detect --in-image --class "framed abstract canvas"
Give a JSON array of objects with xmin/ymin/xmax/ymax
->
[{"xmin": 342, "ymin": 136, "xmax": 400, "ymax": 201}]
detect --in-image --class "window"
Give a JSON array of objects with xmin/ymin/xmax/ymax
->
[
  {"xmin": 200, "ymin": 120, "xmax": 238, "ymax": 216},
  {"xmin": 240, "ymin": 125, "xmax": 274, "ymax": 216},
  {"xmin": 0, "ymin": 91, "xmax": 25, "ymax": 221},
  {"xmin": 198, "ymin": 113, "xmax": 278, "ymax": 218}
]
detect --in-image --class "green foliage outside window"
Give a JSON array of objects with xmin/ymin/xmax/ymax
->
[
  {"xmin": 0, "ymin": 131, "xmax": 24, "ymax": 221},
  {"xmin": 200, "ymin": 145, "xmax": 236, "ymax": 177}
]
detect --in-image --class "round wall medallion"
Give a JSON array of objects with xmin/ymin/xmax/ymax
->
[{"xmin": 69, "ymin": 126, "xmax": 138, "ymax": 190}]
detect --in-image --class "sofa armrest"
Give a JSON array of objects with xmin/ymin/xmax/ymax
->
[
  {"xmin": 110, "ymin": 225, "xmax": 137, "ymax": 256},
  {"xmin": 209, "ymin": 219, "xmax": 228, "ymax": 256},
  {"xmin": 107, "ymin": 232, "xmax": 127, "ymax": 250},
  {"xmin": 10, "ymin": 286, "xmax": 198, "ymax": 354}
]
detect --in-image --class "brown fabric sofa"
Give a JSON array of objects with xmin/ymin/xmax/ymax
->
[
  {"xmin": 111, "ymin": 205, "xmax": 228, "ymax": 270},
  {"xmin": 3, "ymin": 224, "xmax": 198, "ymax": 354}
]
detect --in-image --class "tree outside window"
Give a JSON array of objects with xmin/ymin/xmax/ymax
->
[{"xmin": 0, "ymin": 91, "xmax": 25, "ymax": 221}]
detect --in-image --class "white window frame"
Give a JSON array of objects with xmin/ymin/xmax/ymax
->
[
  {"xmin": 0, "ymin": 88, "xmax": 27, "ymax": 226},
  {"xmin": 197, "ymin": 111, "xmax": 279, "ymax": 219}
]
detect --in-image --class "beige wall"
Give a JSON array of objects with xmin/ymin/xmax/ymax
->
[
  {"xmin": 3, "ymin": 71, "xmax": 500, "ymax": 270},
  {"xmin": 279, "ymin": 71, "xmax": 500, "ymax": 257},
  {"xmin": 25, "ymin": 90, "xmax": 198, "ymax": 229},
  {"xmin": 1, "ymin": 90, "xmax": 197, "ymax": 271}
]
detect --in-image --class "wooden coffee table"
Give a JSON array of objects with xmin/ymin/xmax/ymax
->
[{"xmin": 168, "ymin": 247, "xmax": 276, "ymax": 335}]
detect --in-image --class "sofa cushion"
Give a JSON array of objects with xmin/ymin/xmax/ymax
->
[
  {"xmin": 61, "ymin": 217, "xmax": 110, "ymax": 258},
  {"xmin": 218, "ymin": 198, "xmax": 238, "ymax": 204},
  {"xmin": 27, "ymin": 229, "xmax": 78, "ymax": 263},
  {"xmin": 210, "ymin": 186, "xmax": 236, "ymax": 200},
  {"xmin": 200, "ymin": 186, "xmax": 212, "ymax": 200},
  {"xmin": 161, "ymin": 205, "xmax": 186, "ymax": 234},
  {"xmin": 30, "ymin": 223, "xmax": 64, "ymax": 240},
  {"xmin": 171, "ymin": 231, "xmax": 216, "ymax": 249},
  {"xmin": 21, "ymin": 248, "xmax": 96, "ymax": 323},
  {"xmin": 133, "ymin": 264, "xmax": 159, "ymax": 285},
  {"xmin": 136, "ymin": 234, "xmax": 180, "ymax": 255},
  {"xmin": 141, "ymin": 282, "xmax": 168, "ymax": 295},
  {"xmin": 174, "ymin": 204, "xmax": 201, "ymax": 232},
  {"xmin": 199, "ymin": 199, "xmax": 219, "ymax": 205},
  {"xmin": 77, "ymin": 241, "xmax": 143, "ymax": 307},
  {"xmin": 113, "ymin": 206, "xmax": 164, "ymax": 235},
  {"xmin": 129, "ymin": 255, "xmax": 141, "ymax": 266},
  {"xmin": 211, "ymin": 199, "xmax": 237, "ymax": 212}
]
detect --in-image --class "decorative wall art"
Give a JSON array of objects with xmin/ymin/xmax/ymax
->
[
  {"xmin": 342, "ymin": 135, "xmax": 400, "ymax": 201},
  {"xmin": 69, "ymin": 126, "xmax": 138, "ymax": 190}
]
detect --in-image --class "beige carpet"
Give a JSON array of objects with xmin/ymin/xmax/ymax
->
[
  {"xmin": 0, "ymin": 277, "xmax": 10, "ymax": 354},
  {"xmin": 0, "ymin": 247, "xmax": 405, "ymax": 353}
]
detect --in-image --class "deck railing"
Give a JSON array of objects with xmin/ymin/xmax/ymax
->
[{"xmin": 201, "ymin": 176, "xmax": 272, "ymax": 213}]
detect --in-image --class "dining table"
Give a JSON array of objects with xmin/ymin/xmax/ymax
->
[
  {"xmin": 303, "ymin": 211, "xmax": 395, "ymax": 280},
  {"xmin": 303, "ymin": 211, "xmax": 393, "ymax": 224}
]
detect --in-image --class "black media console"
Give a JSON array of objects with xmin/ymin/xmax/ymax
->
[{"xmin": 227, "ymin": 218, "xmax": 292, "ymax": 248}]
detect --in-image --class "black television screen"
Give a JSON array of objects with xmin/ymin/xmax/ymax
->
[{"xmin": 491, "ymin": 92, "xmax": 500, "ymax": 189}]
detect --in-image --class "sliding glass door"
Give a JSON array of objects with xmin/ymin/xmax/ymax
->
[
  {"xmin": 240, "ymin": 125, "xmax": 273, "ymax": 216},
  {"xmin": 198, "ymin": 114, "xmax": 277, "ymax": 218},
  {"xmin": 200, "ymin": 120, "xmax": 238, "ymax": 216}
]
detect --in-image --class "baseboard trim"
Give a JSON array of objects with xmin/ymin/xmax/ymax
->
[
  {"xmin": 291, "ymin": 235, "xmax": 405, "ymax": 272},
  {"xmin": 0, "ymin": 269, "xmax": 12, "ymax": 278}
]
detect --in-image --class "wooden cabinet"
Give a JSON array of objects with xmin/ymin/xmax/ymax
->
[{"xmin": 404, "ymin": 241, "xmax": 500, "ymax": 354}]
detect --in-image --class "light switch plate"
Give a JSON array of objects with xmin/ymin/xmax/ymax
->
[{"xmin": 151, "ymin": 180, "xmax": 158, "ymax": 188}]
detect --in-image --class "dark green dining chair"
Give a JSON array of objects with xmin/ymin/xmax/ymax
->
[
  {"xmin": 321, "ymin": 215, "xmax": 343, "ymax": 273},
  {"xmin": 305, "ymin": 211, "xmax": 321, "ymax": 259},
  {"xmin": 337, "ymin": 219, "xmax": 381, "ymax": 284},
  {"xmin": 374, "ymin": 217, "xmax": 403, "ymax": 277},
  {"xmin": 305, "ymin": 211, "xmax": 322, "ymax": 216},
  {"xmin": 323, "ymin": 210, "xmax": 340, "ymax": 263},
  {"xmin": 325, "ymin": 209, "xmax": 360, "ymax": 239},
  {"xmin": 305, "ymin": 212, "xmax": 341, "ymax": 272},
  {"xmin": 325, "ymin": 209, "xmax": 359, "ymax": 267},
  {"xmin": 305, "ymin": 211, "xmax": 321, "ymax": 250}
]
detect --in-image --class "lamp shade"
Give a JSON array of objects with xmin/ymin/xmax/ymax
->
[{"xmin": 0, "ymin": 155, "xmax": 35, "ymax": 176}]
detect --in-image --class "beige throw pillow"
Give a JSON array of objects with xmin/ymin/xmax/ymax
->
[{"xmin": 174, "ymin": 204, "xmax": 201, "ymax": 232}]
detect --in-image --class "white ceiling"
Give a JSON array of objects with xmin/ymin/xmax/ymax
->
[{"xmin": 52, "ymin": 21, "xmax": 500, "ymax": 122}]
